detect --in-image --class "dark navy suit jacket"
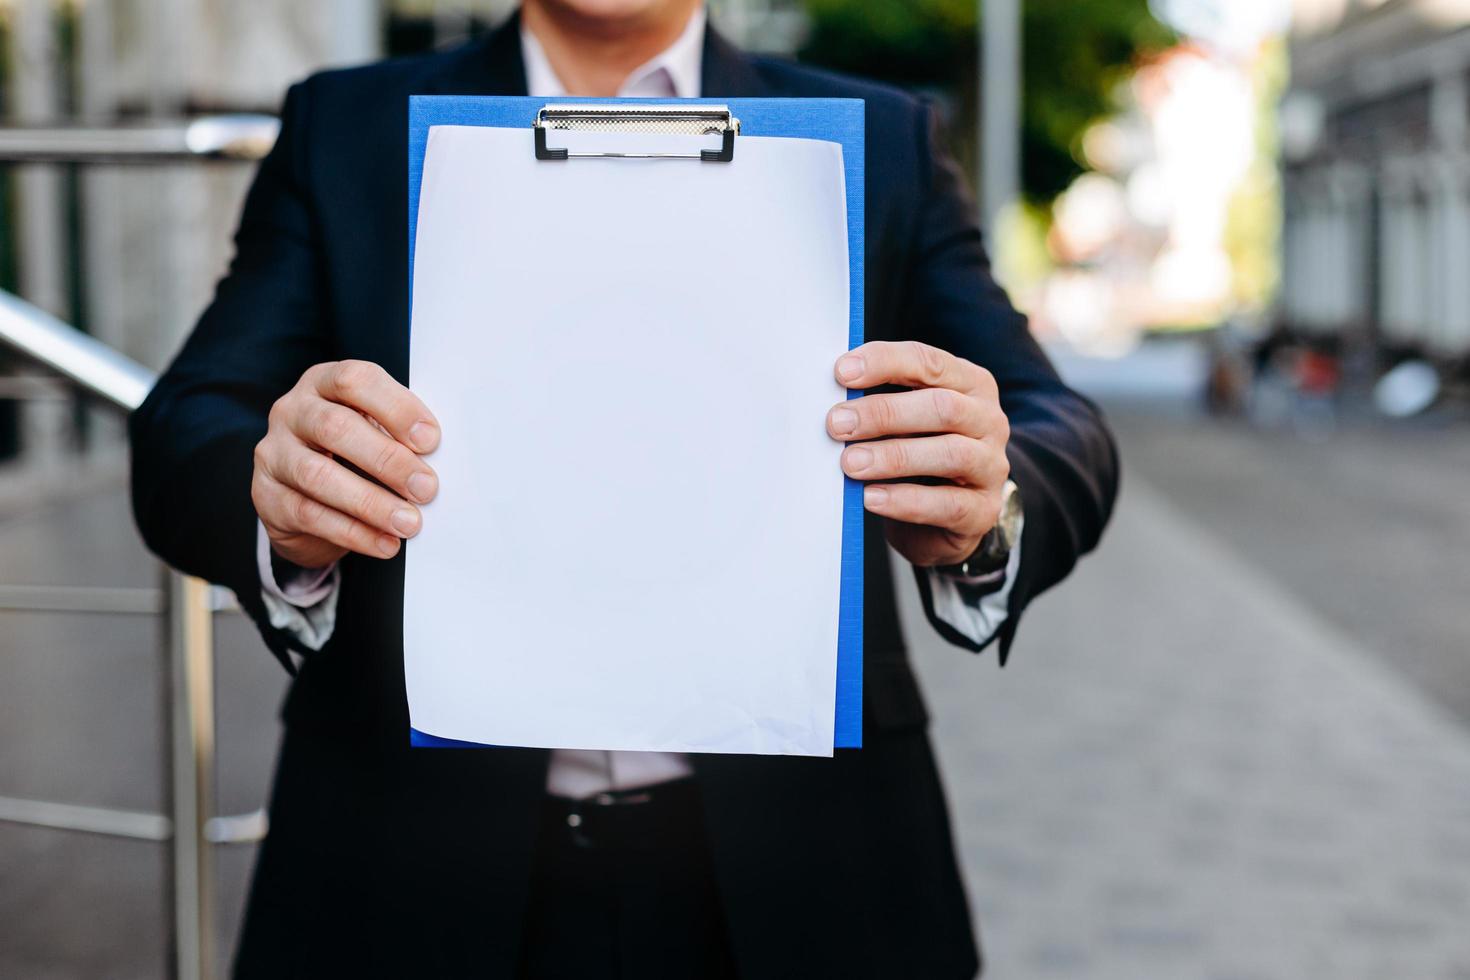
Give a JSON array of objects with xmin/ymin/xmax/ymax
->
[{"xmin": 131, "ymin": 13, "xmax": 1117, "ymax": 979}]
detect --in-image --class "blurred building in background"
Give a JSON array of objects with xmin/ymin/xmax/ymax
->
[
  {"xmin": 1281, "ymin": 0, "xmax": 1470, "ymax": 371},
  {"xmin": 0, "ymin": 0, "xmax": 382, "ymax": 485},
  {"xmin": 5, "ymin": 0, "xmax": 377, "ymax": 369}
]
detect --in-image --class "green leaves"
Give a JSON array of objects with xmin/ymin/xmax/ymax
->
[
  {"xmin": 799, "ymin": 0, "xmax": 1174, "ymax": 203},
  {"xmin": 800, "ymin": 0, "xmax": 980, "ymax": 85}
]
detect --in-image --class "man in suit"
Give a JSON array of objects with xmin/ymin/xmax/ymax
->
[{"xmin": 130, "ymin": 0, "xmax": 1118, "ymax": 976}]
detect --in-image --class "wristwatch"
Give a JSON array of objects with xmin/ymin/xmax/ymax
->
[{"xmin": 938, "ymin": 480, "xmax": 1022, "ymax": 579}]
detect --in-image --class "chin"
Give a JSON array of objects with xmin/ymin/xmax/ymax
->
[{"xmin": 539, "ymin": 0, "xmax": 682, "ymax": 27}]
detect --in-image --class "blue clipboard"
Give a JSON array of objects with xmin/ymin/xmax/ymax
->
[{"xmin": 407, "ymin": 96, "xmax": 865, "ymax": 750}]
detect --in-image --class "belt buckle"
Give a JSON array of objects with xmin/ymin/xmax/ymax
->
[
  {"xmin": 590, "ymin": 788, "xmax": 653, "ymax": 807},
  {"xmin": 564, "ymin": 788, "xmax": 652, "ymax": 848}
]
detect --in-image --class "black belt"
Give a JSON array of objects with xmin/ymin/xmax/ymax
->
[{"xmin": 541, "ymin": 777, "xmax": 702, "ymax": 850}]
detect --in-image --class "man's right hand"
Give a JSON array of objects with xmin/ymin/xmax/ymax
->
[{"xmin": 252, "ymin": 360, "xmax": 440, "ymax": 568}]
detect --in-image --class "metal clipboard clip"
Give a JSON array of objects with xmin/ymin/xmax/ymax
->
[{"xmin": 533, "ymin": 103, "xmax": 740, "ymax": 163}]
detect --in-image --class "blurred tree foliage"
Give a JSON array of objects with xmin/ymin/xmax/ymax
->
[{"xmin": 799, "ymin": 0, "xmax": 1173, "ymax": 204}]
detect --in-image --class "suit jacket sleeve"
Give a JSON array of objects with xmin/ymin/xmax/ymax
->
[
  {"xmin": 901, "ymin": 103, "xmax": 1120, "ymax": 664},
  {"xmin": 130, "ymin": 81, "xmax": 330, "ymax": 673}
]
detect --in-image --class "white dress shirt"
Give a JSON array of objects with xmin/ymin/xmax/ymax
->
[{"xmin": 258, "ymin": 3, "xmax": 1020, "ymax": 800}]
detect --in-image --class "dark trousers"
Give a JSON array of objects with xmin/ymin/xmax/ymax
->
[{"xmin": 516, "ymin": 779, "xmax": 738, "ymax": 980}]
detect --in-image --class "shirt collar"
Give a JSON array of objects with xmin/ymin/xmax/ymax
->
[{"xmin": 521, "ymin": 6, "xmax": 705, "ymax": 99}]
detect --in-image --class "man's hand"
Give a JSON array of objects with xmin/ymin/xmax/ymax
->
[
  {"xmin": 827, "ymin": 341, "xmax": 1010, "ymax": 568},
  {"xmin": 252, "ymin": 360, "xmax": 440, "ymax": 568}
]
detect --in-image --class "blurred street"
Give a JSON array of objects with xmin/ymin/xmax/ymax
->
[
  {"xmin": 917, "ymin": 340, "xmax": 1470, "ymax": 979},
  {"xmin": 3, "ymin": 339, "xmax": 1470, "ymax": 978}
]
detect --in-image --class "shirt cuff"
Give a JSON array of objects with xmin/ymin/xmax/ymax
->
[
  {"xmin": 922, "ymin": 521, "xmax": 1024, "ymax": 647},
  {"xmin": 256, "ymin": 521, "xmax": 341, "ymax": 652}
]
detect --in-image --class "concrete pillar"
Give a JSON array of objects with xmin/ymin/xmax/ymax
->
[
  {"xmin": 1304, "ymin": 182, "xmax": 1331, "ymax": 334},
  {"xmin": 1378, "ymin": 159, "xmax": 1431, "ymax": 348},
  {"xmin": 1326, "ymin": 164, "xmax": 1370, "ymax": 334},
  {"xmin": 8, "ymin": 0, "xmax": 67, "ymax": 318},
  {"xmin": 1429, "ymin": 73, "xmax": 1470, "ymax": 357},
  {"xmin": 1432, "ymin": 157, "xmax": 1470, "ymax": 356},
  {"xmin": 7, "ymin": 0, "xmax": 73, "ymax": 471},
  {"xmin": 1281, "ymin": 187, "xmax": 1302, "ymax": 327}
]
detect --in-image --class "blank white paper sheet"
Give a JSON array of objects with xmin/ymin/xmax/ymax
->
[{"xmin": 406, "ymin": 126, "xmax": 849, "ymax": 756}]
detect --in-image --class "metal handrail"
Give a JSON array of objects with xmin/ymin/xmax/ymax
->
[
  {"xmin": 0, "ymin": 114, "xmax": 279, "ymax": 164},
  {"xmin": 0, "ymin": 285, "xmax": 254, "ymax": 980},
  {"xmin": 0, "ymin": 115, "xmax": 281, "ymax": 980},
  {"xmin": 0, "ymin": 291, "xmax": 154, "ymax": 409}
]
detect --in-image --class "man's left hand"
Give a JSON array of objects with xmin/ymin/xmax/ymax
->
[{"xmin": 827, "ymin": 341, "xmax": 1011, "ymax": 568}]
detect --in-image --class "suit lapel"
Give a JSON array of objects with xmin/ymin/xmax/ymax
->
[
  {"xmin": 701, "ymin": 21, "xmax": 770, "ymax": 98},
  {"xmin": 425, "ymin": 10, "xmax": 529, "ymax": 96}
]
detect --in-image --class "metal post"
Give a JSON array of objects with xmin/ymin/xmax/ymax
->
[
  {"xmin": 981, "ymin": 0, "xmax": 1022, "ymax": 237},
  {"xmin": 167, "ymin": 572, "xmax": 217, "ymax": 980}
]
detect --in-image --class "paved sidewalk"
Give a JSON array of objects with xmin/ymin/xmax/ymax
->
[
  {"xmin": 903, "ymin": 476, "xmax": 1470, "ymax": 979},
  {"xmin": 4, "ymin": 413, "xmax": 1469, "ymax": 977}
]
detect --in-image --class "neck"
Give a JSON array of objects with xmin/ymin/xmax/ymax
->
[{"xmin": 521, "ymin": 0, "xmax": 699, "ymax": 97}]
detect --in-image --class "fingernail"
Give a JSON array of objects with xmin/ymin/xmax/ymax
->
[
  {"xmin": 407, "ymin": 471, "xmax": 437, "ymax": 503},
  {"xmin": 844, "ymin": 446, "xmax": 874, "ymax": 473},
  {"xmin": 377, "ymin": 534, "xmax": 400, "ymax": 557},
  {"xmin": 864, "ymin": 485, "xmax": 889, "ymax": 507},
  {"xmin": 391, "ymin": 508, "xmax": 420, "ymax": 536},
  {"xmin": 830, "ymin": 407, "xmax": 859, "ymax": 435},
  {"xmin": 836, "ymin": 355, "xmax": 864, "ymax": 383},
  {"xmin": 409, "ymin": 421, "xmax": 439, "ymax": 453}
]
